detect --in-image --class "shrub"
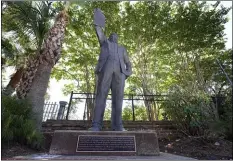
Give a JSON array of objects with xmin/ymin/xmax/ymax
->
[
  {"xmin": 162, "ymin": 85, "xmax": 232, "ymax": 140},
  {"xmin": 162, "ymin": 86, "xmax": 214, "ymax": 136},
  {"xmin": 1, "ymin": 95, "xmax": 44, "ymax": 148},
  {"xmin": 208, "ymin": 94, "xmax": 232, "ymax": 140}
]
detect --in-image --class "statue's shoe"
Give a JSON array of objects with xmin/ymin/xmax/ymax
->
[
  {"xmin": 112, "ymin": 128, "xmax": 127, "ymax": 131},
  {"xmin": 88, "ymin": 127, "xmax": 101, "ymax": 131}
]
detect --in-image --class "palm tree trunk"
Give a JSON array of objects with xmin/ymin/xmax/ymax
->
[
  {"xmin": 26, "ymin": 63, "xmax": 52, "ymax": 131},
  {"xmin": 3, "ymin": 67, "xmax": 24, "ymax": 96},
  {"xmin": 16, "ymin": 9, "xmax": 68, "ymax": 130}
]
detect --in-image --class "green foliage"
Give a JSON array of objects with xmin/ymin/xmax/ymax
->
[
  {"xmin": 1, "ymin": 38, "xmax": 16, "ymax": 61},
  {"xmin": 50, "ymin": 1, "xmax": 231, "ymax": 99},
  {"xmin": 104, "ymin": 107, "xmax": 111, "ymax": 120},
  {"xmin": 2, "ymin": 1, "xmax": 56, "ymax": 47},
  {"xmin": 122, "ymin": 105, "xmax": 149, "ymax": 121},
  {"xmin": 162, "ymin": 86, "xmax": 209, "ymax": 134},
  {"xmin": 162, "ymin": 85, "xmax": 232, "ymax": 139},
  {"xmin": 104, "ymin": 105, "xmax": 148, "ymax": 121},
  {"xmin": 2, "ymin": 1, "xmax": 57, "ymax": 69},
  {"xmin": 134, "ymin": 105, "xmax": 148, "ymax": 121},
  {"xmin": 208, "ymin": 93, "xmax": 232, "ymax": 140},
  {"xmin": 122, "ymin": 107, "xmax": 133, "ymax": 121},
  {"xmin": 1, "ymin": 95, "xmax": 44, "ymax": 148}
]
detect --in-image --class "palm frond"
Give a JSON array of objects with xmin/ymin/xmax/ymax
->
[{"xmin": 2, "ymin": 1, "xmax": 56, "ymax": 49}]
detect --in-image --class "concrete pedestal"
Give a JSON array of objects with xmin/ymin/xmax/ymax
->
[{"xmin": 49, "ymin": 130, "xmax": 160, "ymax": 156}]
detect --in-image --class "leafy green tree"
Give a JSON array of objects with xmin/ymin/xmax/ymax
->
[
  {"xmin": 120, "ymin": 1, "xmax": 231, "ymax": 121},
  {"xmin": 48, "ymin": 2, "xmax": 231, "ymax": 126}
]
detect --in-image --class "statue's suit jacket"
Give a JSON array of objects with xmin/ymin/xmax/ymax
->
[{"xmin": 95, "ymin": 39, "xmax": 132, "ymax": 76}]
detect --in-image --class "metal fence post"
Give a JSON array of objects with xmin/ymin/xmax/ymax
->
[
  {"xmin": 132, "ymin": 95, "xmax": 135, "ymax": 121},
  {"xmin": 57, "ymin": 101, "xmax": 67, "ymax": 120},
  {"xmin": 66, "ymin": 91, "xmax": 73, "ymax": 120}
]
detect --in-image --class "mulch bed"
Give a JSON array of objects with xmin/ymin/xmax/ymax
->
[
  {"xmin": 159, "ymin": 136, "xmax": 232, "ymax": 160},
  {"xmin": 1, "ymin": 143, "xmax": 46, "ymax": 160},
  {"xmin": 1, "ymin": 137, "xmax": 232, "ymax": 160}
]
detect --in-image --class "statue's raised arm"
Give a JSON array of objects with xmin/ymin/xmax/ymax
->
[{"xmin": 94, "ymin": 8, "xmax": 107, "ymax": 45}]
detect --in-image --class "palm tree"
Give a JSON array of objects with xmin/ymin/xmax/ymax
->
[
  {"xmin": 2, "ymin": 1, "xmax": 55, "ymax": 95},
  {"xmin": 16, "ymin": 2, "xmax": 70, "ymax": 131}
]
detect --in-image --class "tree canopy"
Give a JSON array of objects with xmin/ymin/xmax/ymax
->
[{"xmin": 2, "ymin": 1, "xmax": 232, "ymax": 122}]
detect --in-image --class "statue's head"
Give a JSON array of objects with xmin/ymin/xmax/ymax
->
[{"xmin": 109, "ymin": 33, "xmax": 118, "ymax": 43}]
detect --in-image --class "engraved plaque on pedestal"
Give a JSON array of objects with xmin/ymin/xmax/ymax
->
[{"xmin": 76, "ymin": 135, "xmax": 136, "ymax": 152}]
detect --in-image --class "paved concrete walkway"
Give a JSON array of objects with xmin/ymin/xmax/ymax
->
[{"xmin": 11, "ymin": 152, "xmax": 196, "ymax": 160}]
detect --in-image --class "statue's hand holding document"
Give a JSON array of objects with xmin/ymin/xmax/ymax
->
[{"xmin": 94, "ymin": 8, "xmax": 105, "ymax": 28}]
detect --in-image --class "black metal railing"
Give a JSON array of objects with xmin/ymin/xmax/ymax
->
[
  {"xmin": 43, "ymin": 101, "xmax": 68, "ymax": 122},
  {"xmin": 43, "ymin": 102, "xmax": 59, "ymax": 121},
  {"xmin": 43, "ymin": 91, "xmax": 222, "ymax": 122},
  {"xmin": 65, "ymin": 92, "xmax": 168, "ymax": 121}
]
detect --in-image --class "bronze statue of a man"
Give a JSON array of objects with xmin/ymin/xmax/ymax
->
[{"xmin": 89, "ymin": 8, "xmax": 132, "ymax": 131}]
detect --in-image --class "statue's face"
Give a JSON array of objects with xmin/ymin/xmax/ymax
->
[{"xmin": 109, "ymin": 33, "xmax": 118, "ymax": 43}]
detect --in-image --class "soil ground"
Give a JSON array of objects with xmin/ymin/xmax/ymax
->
[
  {"xmin": 159, "ymin": 136, "xmax": 232, "ymax": 160},
  {"xmin": 1, "ymin": 136, "xmax": 232, "ymax": 160}
]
